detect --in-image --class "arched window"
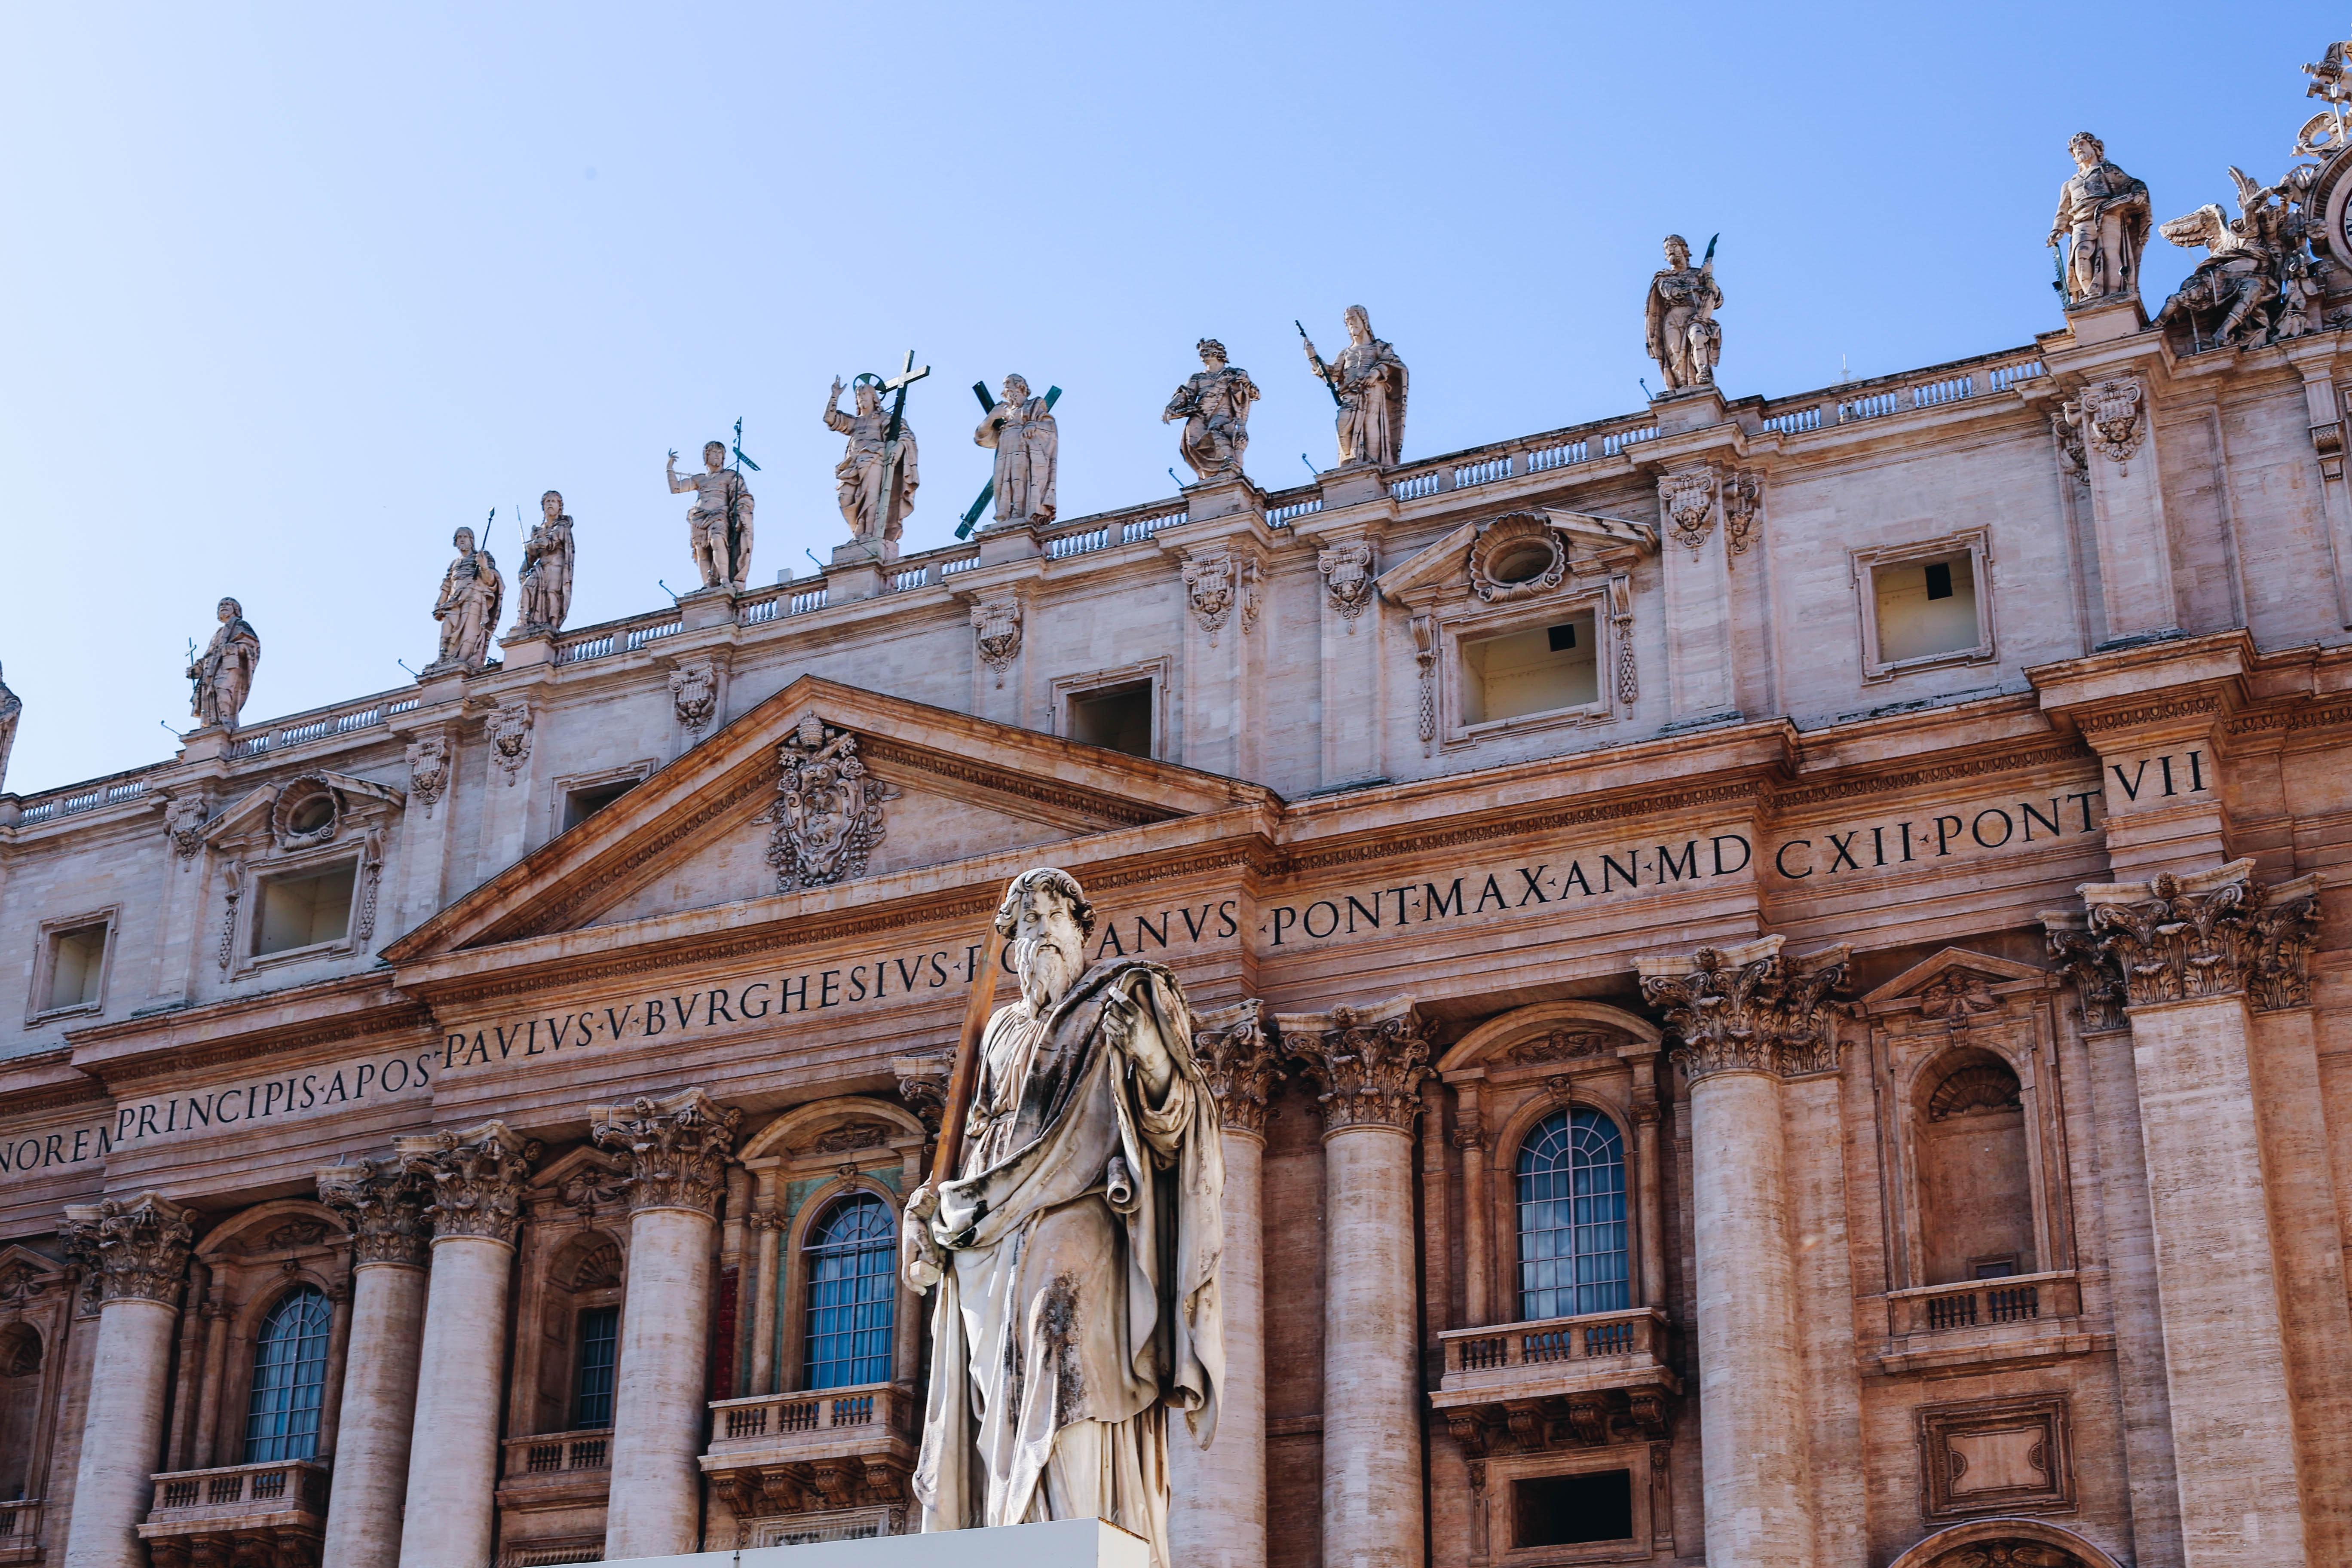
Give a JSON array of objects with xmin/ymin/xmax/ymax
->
[
  {"xmin": 1916, "ymin": 1050, "xmax": 2034, "ymax": 1285},
  {"xmin": 803, "ymin": 1194, "xmax": 895, "ymax": 1390},
  {"xmin": 243, "ymin": 1285, "xmax": 332, "ymax": 1462},
  {"xmin": 0, "ymin": 1323, "xmax": 42, "ymax": 1500},
  {"xmin": 1516, "ymin": 1109, "xmax": 1629, "ymax": 1320}
]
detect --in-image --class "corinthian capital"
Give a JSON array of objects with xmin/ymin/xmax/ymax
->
[
  {"xmin": 1192, "ymin": 999, "xmax": 1282, "ymax": 1136},
  {"xmin": 1277, "ymin": 996, "xmax": 1429, "ymax": 1133},
  {"xmin": 60, "ymin": 1192, "xmax": 197, "ymax": 1306},
  {"xmin": 590, "ymin": 1087, "xmax": 743, "ymax": 1216},
  {"xmin": 317, "ymin": 1155, "xmax": 434, "ymax": 1267},
  {"xmin": 394, "ymin": 1120, "xmax": 541, "ymax": 1245},
  {"xmin": 2074, "ymin": 859, "xmax": 2322, "ymax": 1012},
  {"xmin": 1637, "ymin": 936, "xmax": 1851, "ymax": 1082}
]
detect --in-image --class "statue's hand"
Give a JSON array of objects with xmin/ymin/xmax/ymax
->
[{"xmin": 900, "ymin": 1184, "xmax": 944, "ymax": 1291}]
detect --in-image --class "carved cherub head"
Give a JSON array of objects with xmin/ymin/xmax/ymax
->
[
  {"xmin": 2069, "ymin": 131, "xmax": 2105, "ymax": 168},
  {"xmin": 1196, "ymin": 338, "xmax": 1228, "ymax": 368}
]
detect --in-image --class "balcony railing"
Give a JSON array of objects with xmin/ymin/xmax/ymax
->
[
  {"xmin": 1757, "ymin": 350, "xmax": 2048, "ymax": 439},
  {"xmin": 1886, "ymin": 1270, "xmax": 2082, "ymax": 1340},
  {"xmin": 707, "ymin": 1383, "xmax": 912, "ymax": 1449},
  {"xmin": 1439, "ymin": 1305, "xmax": 1670, "ymax": 1382},
  {"xmin": 145, "ymin": 1459, "xmax": 331, "ymax": 1521},
  {"xmin": 0, "ymin": 1498, "xmax": 42, "ymax": 1550},
  {"xmin": 502, "ymin": 1430, "xmax": 611, "ymax": 1479}
]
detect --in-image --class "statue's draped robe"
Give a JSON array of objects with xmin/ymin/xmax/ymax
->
[
  {"xmin": 1164, "ymin": 368, "xmax": 1259, "ymax": 479},
  {"xmin": 1644, "ymin": 266, "xmax": 1721, "ymax": 389},
  {"xmin": 683, "ymin": 471, "xmax": 754, "ymax": 584},
  {"xmin": 827, "ymin": 405, "xmax": 918, "ymax": 542},
  {"xmin": 976, "ymin": 396, "xmax": 1058, "ymax": 524},
  {"xmin": 914, "ymin": 959, "xmax": 1223, "ymax": 1568},
  {"xmin": 192, "ymin": 618, "xmax": 261, "ymax": 726},
  {"xmin": 1331, "ymin": 339, "xmax": 1407, "ymax": 467},
  {"xmin": 518, "ymin": 518, "xmax": 574, "ymax": 631},
  {"xmin": 434, "ymin": 551, "xmax": 504, "ymax": 666},
  {"xmin": 2052, "ymin": 159, "xmax": 2150, "ymax": 301}
]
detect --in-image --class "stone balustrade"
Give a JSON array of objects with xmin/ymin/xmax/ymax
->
[
  {"xmin": 699, "ymin": 1382, "xmax": 918, "ymax": 1533},
  {"xmin": 1432, "ymin": 1307, "xmax": 1680, "ymax": 1453},
  {"xmin": 1876, "ymin": 1270, "xmax": 2100, "ymax": 1378},
  {"xmin": 499, "ymin": 1430, "xmax": 612, "ymax": 1485},
  {"xmin": 0, "ymin": 1500, "xmax": 43, "ymax": 1566},
  {"xmin": 138, "ymin": 1459, "xmax": 330, "ymax": 1567}
]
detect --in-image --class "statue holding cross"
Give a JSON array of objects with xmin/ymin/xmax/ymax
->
[{"xmin": 825, "ymin": 351, "xmax": 927, "ymax": 553}]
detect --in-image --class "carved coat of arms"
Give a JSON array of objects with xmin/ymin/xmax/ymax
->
[
  {"xmin": 1182, "ymin": 553, "xmax": 1238, "ymax": 641},
  {"xmin": 163, "ymin": 794, "xmax": 210, "ymax": 860},
  {"xmin": 971, "ymin": 598, "xmax": 1023, "ymax": 687},
  {"xmin": 669, "ymin": 662, "xmax": 719, "ymax": 734},
  {"xmin": 404, "ymin": 735, "xmax": 450, "ymax": 815},
  {"xmin": 1661, "ymin": 470, "xmax": 1717, "ymax": 553},
  {"xmin": 1317, "ymin": 541, "xmax": 1377, "ymax": 620},
  {"xmin": 486, "ymin": 702, "xmax": 533, "ymax": 784},
  {"xmin": 768, "ymin": 715, "xmax": 899, "ymax": 892},
  {"xmin": 2064, "ymin": 377, "xmax": 2145, "ymax": 473}
]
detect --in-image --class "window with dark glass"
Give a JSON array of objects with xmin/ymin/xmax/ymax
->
[
  {"xmin": 573, "ymin": 1304, "xmax": 620, "ymax": 1429},
  {"xmin": 242, "ymin": 1285, "xmax": 332, "ymax": 1462},
  {"xmin": 1516, "ymin": 1109, "xmax": 1630, "ymax": 1320},
  {"xmin": 1512, "ymin": 1470, "xmax": 1633, "ymax": 1547},
  {"xmin": 803, "ymin": 1194, "xmax": 896, "ymax": 1390}
]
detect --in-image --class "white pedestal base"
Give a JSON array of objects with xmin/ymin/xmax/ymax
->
[{"xmin": 564, "ymin": 1517, "xmax": 1150, "ymax": 1568}]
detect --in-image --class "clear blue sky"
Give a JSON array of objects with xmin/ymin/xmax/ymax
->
[{"xmin": 0, "ymin": 3, "xmax": 2315, "ymax": 794}]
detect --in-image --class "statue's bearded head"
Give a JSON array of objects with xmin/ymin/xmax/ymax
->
[
  {"xmin": 1003, "ymin": 374, "xmax": 1030, "ymax": 402},
  {"xmin": 2069, "ymin": 131, "xmax": 2104, "ymax": 169},
  {"xmin": 1663, "ymin": 234, "xmax": 1690, "ymax": 268},
  {"xmin": 542, "ymin": 490, "xmax": 564, "ymax": 520},
  {"xmin": 1344, "ymin": 305, "xmax": 1372, "ymax": 342},
  {"xmin": 854, "ymin": 377, "xmax": 883, "ymax": 414},
  {"xmin": 451, "ymin": 527, "xmax": 476, "ymax": 553},
  {"xmin": 216, "ymin": 597, "xmax": 241, "ymax": 623},
  {"xmin": 996, "ymin": 867, "xmax": 1098, "ymax": 1011}
]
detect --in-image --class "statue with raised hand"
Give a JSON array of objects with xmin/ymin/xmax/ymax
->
[
  {"xmin": 1300, "ymin": 305, "xmax": 1408, "ymax": 467},
  {"xmin": 668, "ymin": 441, "xmax": 756, "ymax": 590}
]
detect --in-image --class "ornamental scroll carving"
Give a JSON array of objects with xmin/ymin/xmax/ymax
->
[
  {"xmin": 1193, "ymin": 999, "xmax": 1282, "ymax": 1136},
  {"xmin": 404, "ymin": 735, "xmax": 451, "ymax": 817},
  {"xmin": 1467, "ymin": 513, "xmax": 1567, "ymax": 603},
  {"xmin": 670, "ymin": 660, "xmax": 720, "ymax": 736},
  {"xmin": 769, "ymin": 714, "xmax": 898, "ymax": 893},
  {"xmin": 591, "ymin": 1087, "xmax": 742, "ymax": 1216},
  {"xmin": 2061, "ymin": 378, "xmax": 2145, "ymax": 474},
  {"xmin": 317, "ymin": 1156, "xmax": 435, "ymax": 1267},
  {"xmin": 1279, "ymin": 996, "xmax": 1430, "ymax": 1132},
  {"xmin": 1318, "ymin": 541, "xmax": 1377, "ymax": 623},
  {"xmin": 164, "ymin": 794, "xmax": 209, "ymax": 861},
  {"xmin": 971, "ymin": 598, "xmax": 1023, "ymax": 687},
  {"xmin": 892, "ymin": 1051, "xmax": 954, "ymax": 1132},
  {"xmin": 2060, "ymin": 859, "xmax": 2322, "ymax": 1012},
  {"xmin": 395, "ymin": 1120, "xmax": 541, "ymax": 1245},
  {"xmin": 1182, "ymin": 551, "xmax": 1261, "ymax": 644},
  {"xmin": 1660, "ymin": 470, "xmax": 1717, "ymax": 554},
  {"xmin": 486, "ymin": 701, "xmax": 534, "ymax": 785},
  {"xmin": 1721, "ymin": 470, "xmax": 1761, "ymax": 557},
  {"xmin": 1638, "ymin": 936, "xmax": 1852, "ymax": 1080},
  {"xmin": 60, "ymin": 1192, "xmax": 197, "ymax": 1305}
]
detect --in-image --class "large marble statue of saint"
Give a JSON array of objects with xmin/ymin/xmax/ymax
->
[
  {"xmin": 826, "ymin": 377, "xmax": 919, "ymax": 547},
  {"xmin": 188, "ymin": 597, "xmax": 261, "ymax": 729},
  {"xmin": 668, "ymin": 442, "xmax": 756, "ymax": 590},
  {"xmin": 514, "ymin": 490, "xmax": 576, "ymax": 633},
  {"xmin": 2049, "ymin": 132, "xmax": 2150, "ymax": 306},
  {"xmin": 1301, "ymin": 306, "xmax": 1408, "ymax": 467},
  {"xmin": 430, "ymin": 526, "xmax": 503, "ymax": 672},
  {"xmin": 1163, "ymin": 339, "xmax": 1259, "ymax": 481},
  {"xmin": 0, "ymin": 663, "xmax": 19, "ymax": 794},
  {"xmin": 974, "ymin": 374, "xmax": 1058, "ymax": 526},
  {"xmin": 1644, "ymin": 235, "xmax": 1722, "ymax": 394},
  {"xmin": 903, "ymin": 867, "xmax": 1224, "ymax": 1568}
]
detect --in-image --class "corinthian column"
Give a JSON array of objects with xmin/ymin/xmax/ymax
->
[
  {"xmin": 1170, "ymin": 1001, "xmax": 1280, "ymax": 1568},
  {"xmin": 59, "ymin": 1193, "xmax": 197, "ymax": 1568},
  {"xmin": 1279, "ymin": 997, "xmax": 1430, "ymax": 1568},
  {"xmin": 2064, "ymin": 862, "xmax": 2323, "ymax": 1568},
  {"xmin": 1638, "ymin": 937, "xmax": 1848, "ymax": 1568},
  {"xmin": 316, "ymin": 1157, "xmax": 435, "ymax": 1568},
  {"xmin": 394, "ymin": 1121, "xmax": 539, "ymax": 1568},
  {"xmin": 593, "ymin": 1089, "xmax": 742, "ymax": 1560}
]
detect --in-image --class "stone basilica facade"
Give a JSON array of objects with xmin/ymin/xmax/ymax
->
[{"xmin": 8, "ymin": 36, "xmax": 2352, "ymax": 1568}]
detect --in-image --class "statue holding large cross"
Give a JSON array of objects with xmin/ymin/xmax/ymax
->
[{"xmin": 826, "ymin": 352, "xmax": 928, "ymax": 554}]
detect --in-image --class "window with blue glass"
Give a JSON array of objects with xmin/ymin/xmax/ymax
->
[
  {"xmin": 242, "ymin": 1285, "xmax": 332, "ymax": 1462},
  {"xmin": 803, "ymin": 1194, "xmax": 896, "ymax": 1390},
  {"xmin": 573, "ymin": 1305, "xmax": 620, "ymax": 1429},
  {"xmin": 1516, "ymin": 1109, "xmax": 1630, "ymax": 1320}
]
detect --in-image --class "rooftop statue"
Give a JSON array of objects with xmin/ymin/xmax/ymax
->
[
  {"xmin": 512, "ymin": 490, "xmax": 576, "ymax": 635},
  {"xmin": 1645, "ymin": 234, "xmax": 1722, "ymax": 395},
  {"xmin": 2048, "ymin": 132, "xmax": 2151, "ymax": 306},
  {"xmin": 1164, "ymin": 338, "xmax": 1259, "ymax": 482},
  {"xmin": 188, "ymin": 597, "xmax": 261, "ymax": 731},
  {"xmin": 903, "ymin": 867, "xmax": 1223, "ymax": 1568},
  {"xmin": 2156, "ymin": 165, "xmax": 2326, "ymax": 349},
  {"xmin": 668, "ymin": 441, "xmax": 756, "ymax": 591},
  {"xmin": 429, "ymin": 526, "xmax": 504, "ymax": 674},
  {"xmin": 973, "ymin": 373, "xmax": 1058, "ymax": 527},
  {"xmin": 0, "ymin": 663, "xmax": 18, "ymax": 794},
  {"xmin": 826, "ymin": 374, "xmax": 920, "ymax": 551},
  {"xmin": 1300, "ymin": 306, "xmax": 1408, "ymax": 468}
]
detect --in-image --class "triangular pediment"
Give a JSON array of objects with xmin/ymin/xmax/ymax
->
[
  {"xmin": 1376, "ymin": 507, "xmax": 1656, "ymax": 606},
  {"xmin": 383, "ymin": 677, "xmax": 1274, "ymax": 962},
  {"xmin": 1861, "ymin": 947, "xmax": 2054, "ymax": 1014}
]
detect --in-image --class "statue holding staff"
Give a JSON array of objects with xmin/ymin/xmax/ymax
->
[
  {"xmin": 668, "ymin": 441, "xmax": 756, "ymax": 590},
  {"xmin": 1644, "ymin": 234, "xmax": 1722, "ymax": 393},
  {"xmin": 430, "ymin": 526, "xmax": 504, "ymax": 672},
  {"xmin": 2049, "ymin": 131, "xmax": 2151, "ymax": 306},
  {"xmin": 973, "ymin": 374, "xmax": 1058, "ymax": 527},
  {"xmin": 826, "ymin": 374, "xmax": 921, "ymax": 547},
  {"xmin": 1299, "ymin": 306, "xmax": 1408, "ymax": 467},
  {"xmin": 513, "ymin": 490, "xmax": 576, "ymax": 634},
  {"xmin": 188, "ymin": 597, "xmax": 261, "ymax": 729}
]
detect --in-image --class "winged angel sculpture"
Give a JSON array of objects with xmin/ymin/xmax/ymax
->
[{"xmin": 2156, "ymin": 165, "xmax": 2330, "ymax": 349}]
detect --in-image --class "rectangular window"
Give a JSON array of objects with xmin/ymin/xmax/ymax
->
[
  {"xmin": 1067, "ymin": 681, "xmax": 1154, "ymax": 758},
  {"xmin": 254, "ymin": 861, "xmax": 356, "ymax": 956},
  {"xmin": 44, "ymin": 921, "xmax": 110, "ymax": 1012},
  {"xmin": 1511, "ymin": 1470, "xmax": 1634, "ymax": 1548},
  {"xmin": 573, "ymin": 1305, "xmax": 620, "ymax": 1429},
  {"xmin": 1459, "ymin": 610, "xmax": 1599, "ymax": 726},
  {"xmin": 563, "ymin": 778, "xmax": 638, "ymax": 830},
  {"xmin": 1873, "ymin": 553, "xmax": 1980, "ymax": 663}
]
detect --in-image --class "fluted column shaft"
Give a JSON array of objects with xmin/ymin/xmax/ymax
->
[
  {"xmin": 59, "ymin": 1194, "xmax": 197, "ymax": 1568},
  {"xmin": 392, "ymin": 1121, "xmax": 539, "ymax": 1568},
  {"xmin": 1279, "ymin": 998, "xmax": 1427, "ymax": 1568},
  {"xmin": 318, "ymin": 1157, "xmax": 435, "ymax": 1568},
  {"xmin": 594, "ymin": 1088, "xmax": 741, "ymax": 1561}
]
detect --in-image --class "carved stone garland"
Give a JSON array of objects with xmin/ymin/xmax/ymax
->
[
  {"xmin": 1317, "ymin": 541, "xmax": 1377, "ymax": 623},
  {"xmin": 590, "ymin": 1087, "xmax": 743, "ymax": 1216},
  {"xmin": 317, "ymin": 1156, "xmax": 435, "ymax": 1267},
  {"xmin": 2060, "ymin": 861, "xmax": 2322, "ymax": 1015},
  {"xmin": 1192, "ymin": 1001, "xmax": 1283, "ymax": 1136},
  {"xmin": 970, "ymin": 598, "xmax": 1023, "ymax": 687},
  {"xmin": 768, "ymin": 715, "xmax": 899, "ymax": 893},
  {"xmin": 1411, "ymin": 614, "xmax": 1438, "ymax": 751},
  {"xmin": 60, "ymin": 1192, "xmax": 197, "ymax": 1305},
  {"xmin": 1286, "ymin": 1002, "xmax": 1431, "ymax": 1132},
  {"xmin": 394, "ymin": 1120, "xmax": 541, "ymax": 1245},
  {"xmin": 1639, "ymin": 937, "xmax": 1852, "ymax": 1080},
  {"xmin": 1608, "ymin": 574, "xmax": 1637, "ymax": 705}
]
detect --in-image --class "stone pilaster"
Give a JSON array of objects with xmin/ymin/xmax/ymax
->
[
  {"xmin": 593, "ymin": 1089, "xmax": 742, "ymax": 1560},
  {"xmin": 1278, "ymin": 997, "xmax": 1428, "ymax": 1568},
  {"xmin": 394, "ymin": 1121, "xmax": 539, "ymax": 1568},
  {"xmin": 59, "ymin": 1194, "xmax": 196, "ymax": 1568},
  {"xmin": 2059, "ymin": 372, "xmax": 2180, "ymax": 641},
  {"xmin": 316, "ymin": 1159, "xmax": 435, "ymax": 1568},
  {"xmin": 1173, "ymin": 1002, "xmax": 1277, "ymax": 1568},
  {"xmin": 1655, "ymin": 463, "xmax": 1739, "ymax": 726},
  {"xmin": 2063, "ymin": 861, "xmax": 2323, "ymax": 1567},
  {"xmin": 1638, "ymin": 937, "xmax": 1849, "ymax": 1568}
]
